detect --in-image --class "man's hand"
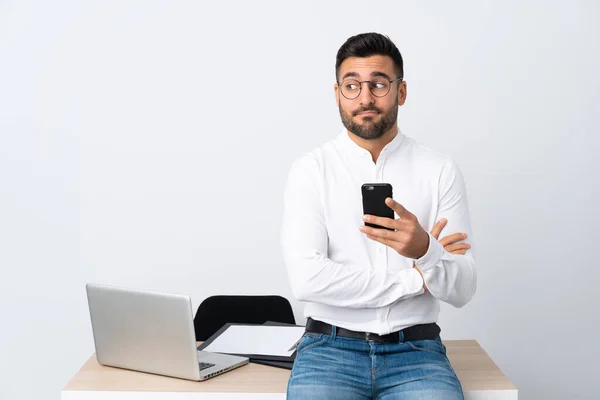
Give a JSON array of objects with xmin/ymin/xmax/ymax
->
[
  {"xmin": 429, "ymin": 218, "xmax": 471, "ymax": 255},
  {"xmin": 359, "ymin": 198, "xmax": 430, "ymax": 259}
]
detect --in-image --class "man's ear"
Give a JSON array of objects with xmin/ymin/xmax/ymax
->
[
  {"xmin": 398, "ymin": 81, "xmax": 407, "ymax": 106},
  {"xmin": 334, "ymin": 83, "xmax": 340, "ymax": 107}
]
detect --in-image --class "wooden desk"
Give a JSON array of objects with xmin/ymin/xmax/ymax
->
[{"xmin": 62, "ymin": 340, "xmax": 517, "ymax": 399}]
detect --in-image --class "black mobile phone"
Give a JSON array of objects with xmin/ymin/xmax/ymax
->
[{"xmin": 361, "ymin": 183, "xmax": 394, "ymax": 230}]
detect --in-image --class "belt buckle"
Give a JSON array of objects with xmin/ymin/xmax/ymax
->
[{"xmin": 365, "ymin": 332, "xmax": 380, "ymax": 342}]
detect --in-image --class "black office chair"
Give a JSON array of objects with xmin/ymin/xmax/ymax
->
[{"xmin": 193, "ymin": 295, "xmax": 296, "ymax": 341}]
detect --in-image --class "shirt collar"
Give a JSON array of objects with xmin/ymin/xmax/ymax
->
[{"xmin": 337, "ymin": 128, "xmax": 405, "ymax": 158}]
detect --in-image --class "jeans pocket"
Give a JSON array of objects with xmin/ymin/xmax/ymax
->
[
  {"xmin": 406, "ymin": 336, "xmax": 446, "ymax": 356},
  {"xmin": 297, "ymin": 333, "xmax": 328, "ymax": 356}
]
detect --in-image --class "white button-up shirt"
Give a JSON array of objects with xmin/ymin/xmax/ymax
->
[{"xmin": 281, "ymin": 129, "xmax": 477, "ymax": 334}]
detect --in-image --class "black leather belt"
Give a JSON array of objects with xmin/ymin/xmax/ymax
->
[{"xmin": 306, "ymin": 318, "xmax": 441, "ymax": 343}]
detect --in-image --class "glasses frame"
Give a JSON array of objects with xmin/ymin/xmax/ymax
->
[{"xmin": 337, "ymin": 77, "xmax": 403, "ymax": 100}]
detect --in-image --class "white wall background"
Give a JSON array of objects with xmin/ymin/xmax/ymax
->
[{"xmin": 1, "ymin": 0, "xmax": 599, "ymax": 398}]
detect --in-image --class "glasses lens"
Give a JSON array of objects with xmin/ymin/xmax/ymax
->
[
  {"xmin": 370, "ymin": 79, "xmax": 390, "ymax": 97},
  {"xmin": 341, "ymin": 79, "xmax": 361, "ymax": 99}
]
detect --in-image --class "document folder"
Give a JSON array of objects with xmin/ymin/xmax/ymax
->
[{"xmin": 197, "ymin": 322, "xmax": 305, "ymax": 365}]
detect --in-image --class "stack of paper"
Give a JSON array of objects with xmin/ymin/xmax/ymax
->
[{"xmin": 197, "ymin": 323, "xmax": 305, "ymax": 369}]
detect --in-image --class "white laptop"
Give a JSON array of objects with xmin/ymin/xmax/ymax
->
[{"xmin": 86, "ymin": 283, "xmax": 249, "ymax": 381}]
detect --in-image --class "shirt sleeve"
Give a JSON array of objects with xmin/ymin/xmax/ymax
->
[
  {"xmin": 415, "ymin": 159, "xmax": 477, "ymax": 308},
  {"xmin": 281, "ymin": 155, "xmax": 424, "ymax": 309}
]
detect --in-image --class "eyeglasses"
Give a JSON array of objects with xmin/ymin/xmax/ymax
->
[{"xmin": 338, "ymin": 77, "xmax": 403, "ymax": 100}]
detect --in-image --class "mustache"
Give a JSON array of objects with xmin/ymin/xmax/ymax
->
[{"xmin": 353, "ymin": 106, "xmax": 381, "ymax": 116}]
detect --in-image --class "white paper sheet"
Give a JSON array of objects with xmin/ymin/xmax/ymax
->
[{"xmin": 202, "ymin": 325, "xmax": 306, "ymax": 357}]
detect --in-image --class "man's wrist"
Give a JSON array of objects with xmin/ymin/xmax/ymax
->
[{"xmin": 415, "ymin": 229, "xmax": 430, "ymax": 259}]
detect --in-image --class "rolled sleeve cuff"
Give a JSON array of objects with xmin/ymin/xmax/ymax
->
[{"xmin": 415, "ymin": 232, "xmax": 443, "ymax": 272}]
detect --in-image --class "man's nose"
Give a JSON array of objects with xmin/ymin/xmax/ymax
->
[{"xmin": 358, "ymin": 82, "xmax": 375, "ymax": 105}]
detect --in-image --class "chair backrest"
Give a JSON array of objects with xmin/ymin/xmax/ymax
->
[{"xmin": 193, "ymin": 295, "xmax": 296, "ymax": 341}]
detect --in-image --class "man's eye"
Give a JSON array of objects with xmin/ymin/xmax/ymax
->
[{"xmin": 346, "ymin": 84, "xmax": 358, "ymax": 91}]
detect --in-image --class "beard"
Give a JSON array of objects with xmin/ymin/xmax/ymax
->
[{"xmin": 339, "ymin": 99, "xmax": 398, "ymax": 140}]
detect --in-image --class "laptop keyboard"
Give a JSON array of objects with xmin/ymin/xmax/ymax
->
[{"xmin": 199, "ymin": 362, "xmax": 215, "ymax": 371}]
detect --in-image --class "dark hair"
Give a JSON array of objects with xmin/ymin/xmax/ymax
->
[{"xmin": 335, "ymin": 32, "xmax": 404, "ymax": 82}]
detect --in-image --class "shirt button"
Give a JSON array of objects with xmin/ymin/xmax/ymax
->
[{"xmin": 380, "ymin": 316, "xmax": 385, "ymax": 322}]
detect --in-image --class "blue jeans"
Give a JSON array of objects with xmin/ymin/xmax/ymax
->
[{"xmin": 287, "ymin": 327, "xmax": 464, "ymax": 400}]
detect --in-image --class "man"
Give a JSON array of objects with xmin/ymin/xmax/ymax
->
[{"xmin": 281, "ymin": 32, "xmax": 476, "ymax": 399}]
